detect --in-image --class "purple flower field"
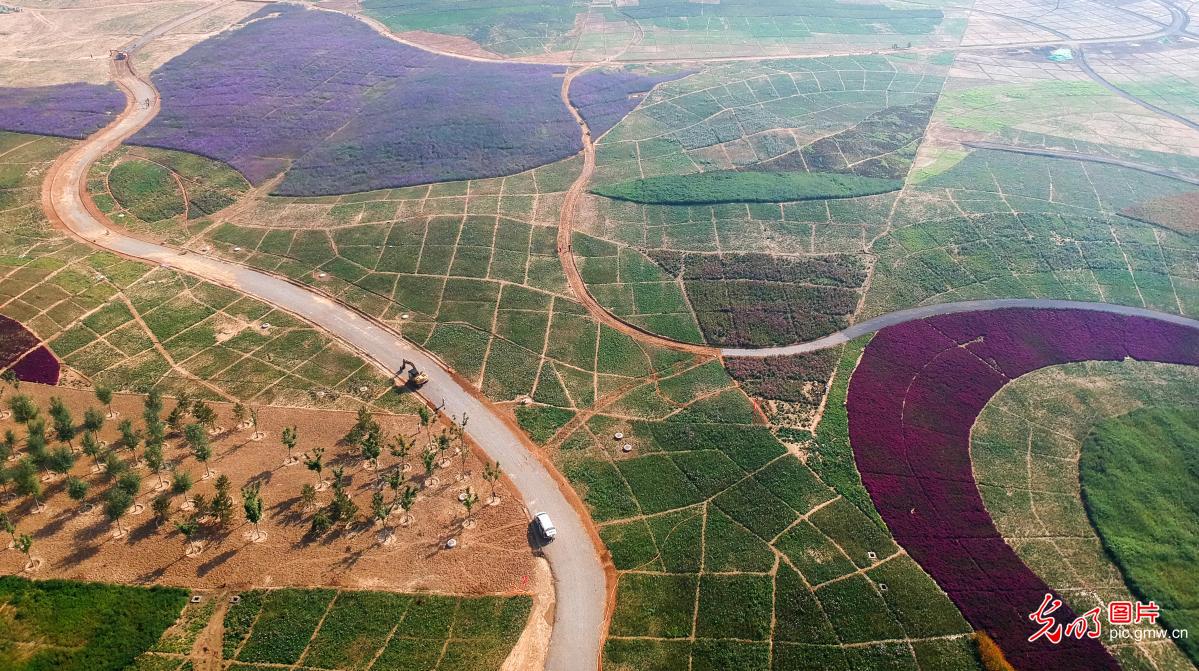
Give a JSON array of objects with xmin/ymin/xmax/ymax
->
[
  {"xmin": 132, "ymin": 4, "xmax": 582, "ymax": 196},
  {"xmin": 0, "ymin": 315, "xmax": 60, "ymax": 385},
  {"xmin": 569, "ymin": 68, "xmax": 691, "ymax": 139},
  {"xmin": 0, "ymin": 83, "xmax": 124, "ymax": 139},
  {"xmin": 847, "ymin": 308, "xmax": 1199, "ymax": 670}
]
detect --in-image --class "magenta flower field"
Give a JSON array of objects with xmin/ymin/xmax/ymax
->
[
  {"xmin": 847, "ymin": 308, "xmax": 1199, "ymax": 670},
  {"xmin": 131, "ymin": 4, "xmax": 582, "ymax": 196},
  {"xmin": 0, "ymin": 83, "xmax": 124, "ymax": 139},
  {"xmin": 0, "ymin": 315, "xmax": 60, "ymax": 385}
]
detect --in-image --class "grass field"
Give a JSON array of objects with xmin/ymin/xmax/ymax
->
[
  {"xmin": 972, "ymin": 360, "xmax": 1199, "ymax": 670},
  {"xmin": 88, "ymin": 145, "xmax": 249, "ymax": 240},
  {"xmin": 1081, "ymin": 407, "xmax": 1199, "ymax": 665},
  {"xmin": 218, "ymin": 589, "xmax": 530, "ymax": 671},
  {"xmin": 0, "ymin": 576, "xmax": 187, "ymax": 671}
]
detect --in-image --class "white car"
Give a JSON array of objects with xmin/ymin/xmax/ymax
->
[{"xmin": 533, "ymin": 512, "xmax": 557, "ymax": 543}]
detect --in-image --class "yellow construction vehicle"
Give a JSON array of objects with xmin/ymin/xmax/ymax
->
[{"xmin": 397, "ymin": 359, "xmax": 429, "ymax": 388}]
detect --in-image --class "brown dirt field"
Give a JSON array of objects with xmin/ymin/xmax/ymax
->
[
  {"xmin": 0, "ymin": 383, "xmax": 538, "ymax": 597},
  {"xmin": 393, "ymin": 29, "xmax": 504, "ymax": 60}
]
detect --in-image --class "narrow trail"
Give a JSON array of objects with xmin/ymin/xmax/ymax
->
[{"xmin": 38, "ymin": 4, "xmax": 610, "ymax": 671}]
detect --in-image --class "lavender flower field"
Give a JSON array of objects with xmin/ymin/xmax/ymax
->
[
  {"xmin": 847, "ymin": 309, "xmax": 1199, "ymax": 671},
  {"xmin": 569, "ymin": 69, "xmax": 691, "ymax": 139},
  {"xmin": 132, "ymin": 4, "xmax": 580, "ymax": 195},
  {"xmin": 0, "ymin": 83, "xmax": 123, "ymax": 139}
]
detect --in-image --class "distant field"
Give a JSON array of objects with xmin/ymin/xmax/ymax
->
[
  {"xmin": 591, "ymin": 171, "xmax": 901, "ymax": 205},
  {"xmin": 0, "ymin": 577, "xmax": 186, "ymax": 671},
  {"xmin": 1082, "ymin": 407, "xmax": 1199, "ymax": 665}
]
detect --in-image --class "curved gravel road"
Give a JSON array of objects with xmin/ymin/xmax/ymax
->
[
  {"xmin": 722, "ymin": 299, "xmax": 1199, "ymax": 357},
  {"xmin": 40, "ymin": 6, "xmax": 608, "ymax": 671}
]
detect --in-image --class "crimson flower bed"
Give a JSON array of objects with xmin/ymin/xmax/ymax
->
[
  {"xmin": 0, "ymin": 82, "xmax": 124, "ymax": 139},
  {"xmin": 0, "ymin": 315, "xmax": 59, "ymax": 384},
  {"xmin": 132, "ymin": 3, "xmax": 581, "ymax": 196},
  {"xmin": 847, "ymin": 308, "xmax": 1199, "ymax": 670}
]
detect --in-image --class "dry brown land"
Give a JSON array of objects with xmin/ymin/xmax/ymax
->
[{"xmin": 0, "ymin": 383, "xmax": 538, "ymax": 597}]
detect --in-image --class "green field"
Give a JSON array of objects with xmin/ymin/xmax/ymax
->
[
  {"xmin": 0, "ymin": 576, "xmax": 187, "ymax": 671},
  {"xmin": 591, "ymin": 171, "xmax": 901, "ymax": 205},
  {"xmin": 220, "ymin": 588, "xmax": 530, "ymax": 671},
  {"xmin": 1081, "ymin": 407, "xmax": 1199, "ymax": 664}
]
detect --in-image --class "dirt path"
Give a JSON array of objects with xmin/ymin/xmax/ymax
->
[{"xmin": 191, "ymin": 594, "xmax": 229, "ymax": 671}]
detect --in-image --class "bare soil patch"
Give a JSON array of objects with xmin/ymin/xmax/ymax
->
[{"xmin": 0, "ymin": 384, "xmax": 537, "ymax": 597}]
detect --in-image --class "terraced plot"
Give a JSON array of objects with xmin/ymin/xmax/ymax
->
[{"xmin": 1, "ymin": 132, "xmax": 396, "ymax": 407}]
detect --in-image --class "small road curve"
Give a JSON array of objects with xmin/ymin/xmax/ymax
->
[
  {"xmin": 40, "ymin": 5, "xmax": 608, "ymax": 671},
  {"xmin": 721, "ymin": 299, "xmax": 1199, "ymax": 357},
  {"xmin": 1077, "ymin": 45, "xmax": 1199, "ymax": 135},
  {"xmin": 961, "ymin": 141, "xmax": 1199, "ymax": 185}
]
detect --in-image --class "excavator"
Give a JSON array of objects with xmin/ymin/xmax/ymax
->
[{"xmin": 397, "ymin": 359, "xmax": 429, "ymax": 389}]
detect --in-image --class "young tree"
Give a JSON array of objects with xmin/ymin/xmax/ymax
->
[
  {"xmin": 330, "ymin": 465, "xmax": 346, "ymax": 492},
  {"xmin": 461, "ymin": 488, "xmax": 479, "ymax": 526},
  {"xmin": 95, "ymin": 386, "xmax": 115, "ymax": 418},
  {"xmin": 361, "ymin": 426, "xmax": 382, "ymax": 482},
  {"xmin": 249, "ymin": 407, "xmax": 261, "ymax": 440},
  {"xmin": 417, "ymin": 405, "xmax": 432, "ymax": 435},
  {"xmin": 47, "ymin": 445, "xmax": 76, "ymax": 479},
  {"xmin": 184, "ymin": 424, "xmax": 213, "ymax": 478},
  {"xmin": 0, "ymin": 511, "xmax": 14, "ymax": 545},
  {"xmin": 191, "ymin": 400, "xmax": 217, "ymax": 432},
  {"xmin": 152, "ymin": 493, "xmax": 172, "ymax": 526},
  {"xmin": 304, "ymin": 447, "xmax": 325, "ymax": 488},
  {"xmin": 421, "ymin": 448, "xmax": 437, "ymax": 487},
  {"xmin": 116, "ymin": 471, "xmax": 141, "ymax": 503},
  {"xmin": 118, "ymin": 418, "xmax": 141, "ymax": 458},
  {"xmin": 49, "ymin": 397, "xmax": 75, "ymax": 448},
  {"xmin": 0, "ymin": 429, "xmax": 17, "ymax": 463},
  {"xmin": 145, "ymin": 416, "xmax": 166, "ymax": 448},
  {"xmin": 280, "ymin": 425, "xmax": 298, "ymax": 464},
  {"xmin": 66, "ymin": 476, "xmax": 89, "ymax": 505},
  {"xmin": 175, "ymin": 519, "xmax": 200, "ymax": 555},
  {"xmin": 1, "ymin": 368, "xmax": 18, "ymax": 390},
  {"xmin": 300, "ymin": 483, "xmax": 317, "ymax": 511},
  {"xmin": 166, "ymin": 402, "xmax": 187, "ymax": 432},
  {"xmin": 483, "ymin": 461, "xmax": 502, "ymax": 503},
  {"xmin": 345, "ymin": 407, "xmax": 378, "ymax": 446},
  {"xmin": 12, "ymin": 459, "xmax": 43, "ymax": 511},
  {"xmin": 242, "ymin": 482, "xmax": 265, "ymax": 540},
  {"xmin": 7, "ymin": 394, "xmax": 38, "ymax": 424},
  {"xmin": 388, "ymin": 433, "xmax": 412, "ymax": 473},
  {"xmin": 371, "ymin": 490, "xmax": 391, "ymax": 539},
  {"xmin": 144, "ymin": 439, "xmax": 166, "ymax": 489},
  {"xmin": 232, "ymin": 402, "xmax": 247, "ymax": 430},
  {"xmin": 104, "ymin": 487, "xmax": 134, "ymax": 536},
  {"xmin": 310, "ymin": 509, "xmax": 331, "ymax": 535},
  {"xmin": 397, "ymin": 485, "xmax": 417, "ymax": 526},
  {"xmin": 15, "ymin": 534, "xmax": 32, "ymax": 566},
  {"xmin": 83, "ymin": 406, "xmax": 105, "ymax": 434},
  {"xmin": 386, "ymin": 469, "xmax": 403, "ymax": 502},
  {"xmin": 457, "ymin": 439, "xmax": 471, "ymax": 481},
  {"xmin": 143, "ymin": 388, "xmax": 163, "ymax": 427},
  {"xmin": 435, "ymin": 430, "xmax": 450, "ymax": 459},
  {"xmin": 211, "ymin": 474, "xmax": 234, "ymax": 527},
  {"xmin": 171, "ymin": 469, "xmax": 194, "ymax": 496},
  {"xmin": 102, "ymin": 451, "xmax": 128, "ymax": 481}
]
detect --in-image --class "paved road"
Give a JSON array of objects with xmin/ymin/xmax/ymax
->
[
  {"xmin": 722, "ymin": 299, "xmax": 1199, "ymax": 357},
  {"xmin": 40, "ymin": 6, "xmax": 608, "ymax": 671},
  {"xmin": 962, "ymin": 141, "xmax": 1199, "ymax": 185}
]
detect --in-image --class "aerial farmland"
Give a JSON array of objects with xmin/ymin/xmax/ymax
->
[{"xmin": 0, "ymin": 1, "xmax": 1196, "ymax": 670}]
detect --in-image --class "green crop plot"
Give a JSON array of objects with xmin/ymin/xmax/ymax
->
[
  {"xmin": 973, "ymin": 360, "xmax": 1199, "ymax": 670},
  {"xmin": 89, "ymin": 145, "xmax": 249, "ymax": 239},
  {"xmin": 0, "ymin": 132, "xmax": 400, "ymax": 408},
  {"xmin": 220, "ymin": 588, "xmax": 530, "ymax": 671},
  {"xmin": 0, "ymin": 576, "xmax": 187, "ymax": 671},
  {"xmin": 1083, "ymin": 408, "xmax": 1199, "ymax": 664},
  {"xmin": 592, "ymin": 171, "xmax": 901, "ymax": 205},
  {"xmin": 541, "ymin": 342, "xmax": 978, "ymax": 669}
]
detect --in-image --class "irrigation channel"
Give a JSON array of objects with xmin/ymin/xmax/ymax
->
[{"xmin": 36, "ymin": 1, "xmax": 1199, "ymax": 670}]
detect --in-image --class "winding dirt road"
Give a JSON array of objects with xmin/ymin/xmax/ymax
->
[{"xmin": 39, "ymin": 6, "xmax": 609, "ymax": 671}]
